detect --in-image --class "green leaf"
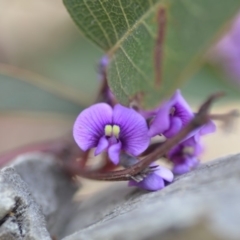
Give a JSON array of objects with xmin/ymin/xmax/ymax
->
[
  {"xmin": 0, "ymin": 73, "xmax": 83, "ymax": 115},
  {"xmin": 63, "ymin": 0, "xmax": 240, "ymax": 108}
]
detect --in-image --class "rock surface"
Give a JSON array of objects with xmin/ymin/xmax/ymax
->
[
  {"xmin": 63, "ymin": 154, "xmax": 240, "ymax": 240},
  {"xmin": 0, "ymin": 167, "xmax": 51, "ymax": 240},
  {"xmin": 1, "ymin": 152, "xmax": 240, "ymax": 240},
  {"xmin": 9, "ymin": 153, "xmax": 79, "ymax": 238},
  {"xmin": 0, "ymin": 153, "xmax": 78, "ymax": 239}
]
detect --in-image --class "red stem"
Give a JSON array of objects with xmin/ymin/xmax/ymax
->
[{"xmin": 154, "ymin": 7, "xmax": 166, "ymax": 87}]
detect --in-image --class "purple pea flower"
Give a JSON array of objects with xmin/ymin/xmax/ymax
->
[
  {"xmin": 73, "ymin": 103, "xmax": 150, "ymax": 165},
  {"xmin": 168, "ymin": 135, "xmax": 204, "ymax": 175},
  {"xmin": 148, "ymin": 90, "xmax": 194, "ymax": 138},
  {"xmin": 167, "ymin": 116, "xmax": 216, "ymax": 175},
  {"xmin": 214, "ymin": 14, "xmax": 240, "ymax": 82},
  {"xmin": 148, "ymin": 90, "xmax": 216, "ymax": 139},
  {"xmin": 128, "ymin": 164, "xmax": 174, "ymax": 191}
]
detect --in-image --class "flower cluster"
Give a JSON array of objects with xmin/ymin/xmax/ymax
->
[{"xmin": 73, "ymin": 56, "xmax": 216, "ymax": 191}]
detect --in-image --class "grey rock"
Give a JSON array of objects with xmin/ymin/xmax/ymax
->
[
  {"xmin": 8, "ymin": 153, "xmax": 79, "ymax": 239},
  {"xmin": 0, "ymin": 167, "xmax": 51, "ymax": 240},
  {"xmin": 63, "ymin": 154, "xmax": 240, "ymax": 240}
]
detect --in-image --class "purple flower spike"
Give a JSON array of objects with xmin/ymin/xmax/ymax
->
[
  {"xmin": 73, "ymin": 103, "xmax": 150, "ymax": 165},
  {"xmin": 148, "ymin": 90, "xmax": 194, "ymax": 138},
  {"xmin": 168, "ymin": 136, "xmax": 203, "ymax": 175},
  {"xmin": 128, "ymin": 165, "xmax": 174, "ymax": 191}
]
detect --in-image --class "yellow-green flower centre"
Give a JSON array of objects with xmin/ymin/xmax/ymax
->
[{"xmin": 104, "ymin": 124, "xmax": 120, "ymax": 138}]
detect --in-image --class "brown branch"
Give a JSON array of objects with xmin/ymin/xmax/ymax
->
[
  {"xmin": 154, "ymin": 7, "xmax": 166, "ymax": 87},
  {"xmin": 210, "ymin": 109, "xmax": 239, "ymax": 131},
  {"xmin": 140, "ymin": 141, "xmax": 165, "ymax": 157},
  {"xmin": 66, "ymin": 92, "xmax": 223, "ymax": 181}
]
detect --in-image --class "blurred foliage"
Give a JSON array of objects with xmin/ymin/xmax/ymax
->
[
  {"xmin": 0, "ymin": 0, "xmax": 240, "ymax": 153},
  {"xmin": 64, "ymin": 0, "xmax": 240, "ymax": 108},
  {"xmin": 182, "ymin": 64, "xmax": 240, "ymax": 105}
]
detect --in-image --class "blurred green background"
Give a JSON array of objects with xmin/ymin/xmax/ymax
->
[
  {"xmin": 0, "ymin": 0, "xmax": 104, "ymax": 153},
  {"xmin": 0, "ymin": 0, "xmax": 239, "ymax": 161}
]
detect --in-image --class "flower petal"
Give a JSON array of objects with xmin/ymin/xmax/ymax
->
[
  {"xmin": 95, "ymin": 136, "xmax": 109, "ymax": 155},
  {"xmin": 164, "ymin": 116, "xmax": 183, "ymax": 138},
  {"xmin": 128, "ymin": 173, "xmax": 165, "ymax": 191},
  {"xmin": 108, "ymin": 141, "xmax": 122, "ymax": 165},
  {"xmin": 73, "ymin": 103, "xmax": 113, "ymax": 151},
  {"xmin": 173, "ymin": 163, "xmax": 190, "ymax": 175},
  {"xmin": 199, "ymin": 120, "xmax": 216, "ymax": 135},
  {"xmin": 155, "ymin": 166, "xmax": 174, "ymax": 182},
  {"xmin": 186, "ymin": 157, "xmax": 199, "ymax": 168},
  {"xmin": 98, "ymin": 55, "xmax": 109, "ymax": 81},
  {"xmin": 148, "ymin": 100, "xmax": 172, "ymax": 137},
  {"xmin": 172, "ymin": 90, "xmax": 194, "ymax": 126},
  {"xmin": 113, "ymin": 104, "xmax": 150, "ymax": 156}
]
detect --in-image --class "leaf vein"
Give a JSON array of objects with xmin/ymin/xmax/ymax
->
[
  {"xmin": 120, "ymin": 46, "xmax": 149, "ymax": 82},
  {"xmin": 142, "ymin": 21, "xmax": 156, "ymax": 38},
  {"xmin": 113, "ymin": 56, "xmax": 129, "ymax": 99},
  {"xmin": 99, "ymin": 1, "xmax": 119, "ymax": 40},
  {"xmin": 109, "ymin": 1, "xmax": 162, "ymax": 55},
  {"xmin": 82, "ymin": 0, "xmax": 112, "ymax": 47},
  {"xmin": 117, "ymin": 0, "xmax": 130, "ymax": 29}
]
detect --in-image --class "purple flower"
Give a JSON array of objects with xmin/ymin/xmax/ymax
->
[
  {"xmin": 98, "ymin": 55, "xmax": 109, "ymax": 81},
  {"xmin": 148, "ymin": 90, "xmax": 194, "ymax": 138},
  {"xmin": 167, "ymin": 114, "xmax": 215, "ymax": 175},
  {"xmin": 148, "ymin": 90, "xmax": 216, "ymax": 139},
  {"xmin": 128, "ymin": 164, "xmax": 174, "ymax": 191},
  {"xmin": 214, "ymin": 14, "xmax": 240, "ymax": 83},
  {"xmin": 168, "ymin": 135, "xmax": 203, "ymax": 175},
  {"xmin": 73, "ymin": 103, "xmax": 150, "ymax": 165}
]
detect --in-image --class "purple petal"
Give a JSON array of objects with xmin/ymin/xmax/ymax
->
[
  {"xmin": 214, "ymin": 14, "xmax": 240, "ymax": 81},
  {"xmin": 108, "ymin": 141, "xmax": 122, "ymax": 165},
  {"xmin": 95, "ymin": 136, "xmax": 109, "ymax": 155},
  {"xmin": 148, "ymin": 100, "xmax": 172, "ymax": 137},
  {"xmin": 199, "ymin": 120, "xmax": 216, "ymax": 135},
  {"xmin": 173, "ymin": 163, "xmax": 190, "ymax": 175},
  {"xmin": 128, "ymin": 173, "xmax": 165, "ymax": 191},
  {"xmin": 98, "ymin": 55, "xmax": 109, "ymax": 81},
  {"xmin": 167, "ymin": 143, "xmax": 181, "ymax": 159},
  {"xmin": 186, "ymin": 157, "xmax": 199, "ymax": 168},
  {"xmin": 216, "ymin": 35, "xmax": 239, "ymax": 60},
  {"xmin": 139, "ymin": 107, "xmax": 159, "ymax": 119},
  {"xmin": 73, "ymin": 103, "xmax": 113, "ymax": 151},
  {"xmin": 113, "ymin": 104, "xmax": 150, "ymax": 156},
  {"xmin": 155, "ymin": 166, "xmax": 174, "ymax": 182},
  {"xmin": 172, "ymin": 90, "xmax": 194, "ymax": 126},
  {"xmin": 164, "ymin": 116, "xmax": 183, "ymax": 138}
]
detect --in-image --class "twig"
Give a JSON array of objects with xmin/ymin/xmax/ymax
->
[{"xmin": 210, "ymin": 109, "xmax": 239, "ymax": 131}]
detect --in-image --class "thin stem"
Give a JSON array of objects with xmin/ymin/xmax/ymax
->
[
  {"xmin": 154, "ymin": 7, "xmax": 166, "ymax": 87},
  {"xmin": 210, "ymin": 109, "xmax": 239, "ymax": 131}
]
